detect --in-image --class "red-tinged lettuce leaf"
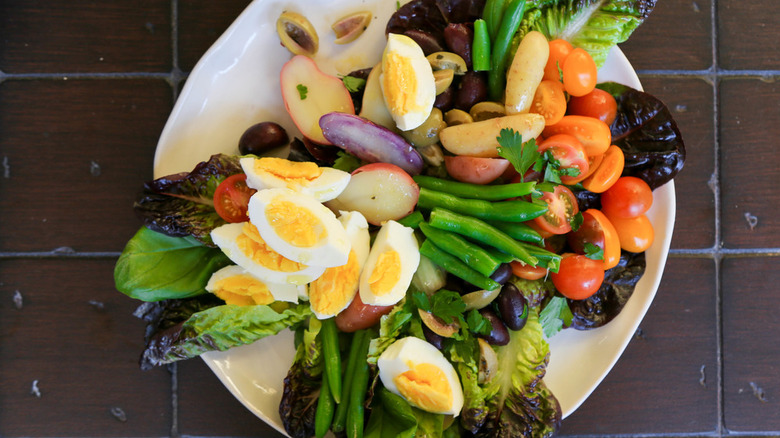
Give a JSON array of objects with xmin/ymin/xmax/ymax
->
[
  {"xmin": 279, "ymin": 319, "xmax": 323, "ymax": 438},
  {"xmin": 133, "ymin": 154, "xmax": 243, "ymax": 246},
  {"xmin": 568, "ymin": 250, "xmax": 646, "ymax": 330},
  {"xmin": 598, "ymin": 82, "xmax": 686, "ymax": 190},
  {"xmin": 385, "ymin": 0, "xmax": 486, "ymax": 45}
]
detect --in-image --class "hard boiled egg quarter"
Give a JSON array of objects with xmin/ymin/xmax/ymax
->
[
  {"xmin": 308, "ymin": 211, "xmax": 370, "ymax": 319},
  {"xmin": 206, "ymin": 264, "xmax": 303, "ymax": 304},
  {"xmin": 240, "ymin": 156, "xmax": 351, "ymax": 202},
  {"xmin": 211, "ymin": 222, "xmax": 325, "ymax": 285},
  {"xmin": 380, "ymin": 33, "xmax": 436, "ymax": 131},
  {"xmin": 247, "ymin": 188, "xmax": 351, "ymax": 267},
  {"xmin": 359, "ymin": 220, "xmax": 419, "ymax": 307},
  {"xmin": 378, "ymin": 336, "xmax": 464, "ymax": 416}
]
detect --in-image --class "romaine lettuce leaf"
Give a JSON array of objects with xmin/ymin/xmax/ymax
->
[
  {"xmin": 139, "ymin": 302, "xmax": 311, "ymax": 368},
  {"xmin": 133, "ymin": 153, "xmax": 243, "ymax": 246}
]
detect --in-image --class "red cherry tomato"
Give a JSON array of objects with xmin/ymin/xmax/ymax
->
[
  {"xmin": 510, "ymin": 261, "xmax": 548, "ymax": 280},
  {"xmin": 551, "ymin": 253, "xmax": 604, "ymax": 300},
  {"xmin": 567, "ymin": 88, "xmax": 618, "ymax": 126},
  {"xmin": 562, "ymin": 48, "xmax": 598, "ymax": 97},
  {"xmin": 601, "ymin": 176, "xmax": 654, "ymax": 219},
  {"xmin": 335, "ymin": 293, "xmax": 393, "ymax": 332},
  {"xmin": 567, "ymin": 209, "xmax": 621, "ymax": 270},
  {"xmin": 532, "ymin": 184, "xmax": 579, "ymax": 235},
  {"xmin": 537, "ymin": 134, "xmax": 589, "ymax": 185},
  {"xmin": 213, "ymin": 174, "xmax": 256, "ymax": 223}
]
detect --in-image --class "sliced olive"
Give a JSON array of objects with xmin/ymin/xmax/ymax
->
[
  {"xmin": 461, "ymin": 287, "xmax": 501, "ymax": 311},
  {"xmin": 433, "ymin": 69, "xmax": 455, "ymax": 95},
  {"xmin": 276, "ymin": 11, "xmax": 319, "ymax": 56},
  {"xmin": 477, "ymin": 338, "xmax": 498, "ymax": 384},
  {"xmin": 401, "ymin": 108, "xmax": 445, "ymax": 148},
  {"xmin": 418, "ymin": 309, "xmax": 459, "ymax": 338},
  {"xmin": 469, "ymin": 101, "xmax": 506, "ymax": 122},
  {"xmin": 332, "ymin": 11, "xmax": 372, "ymax": 45},
  {"xmin": 444, "ymin": 108, "xmax": 473, "ymax": 126},
  {"xmin": 426, "ymin": 51, "xmax": 468, "ymax": 75},
  {"xmin": 417, "ymin": 143, "xmax": 444, "ymax": 167}
]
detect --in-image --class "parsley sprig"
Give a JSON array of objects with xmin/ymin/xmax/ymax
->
[{"xmin": 411, "ymin": 289, "xmax": 492, "ymax": 337}]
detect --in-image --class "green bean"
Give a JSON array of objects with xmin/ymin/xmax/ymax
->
[
  {"xmin": 428, "ymin": 208, "xmax": 539, "ymax": 267},
  {"xmin": 331, "ymin": 330, "xmax": 368, "ymax": 433},
  {"xmin": 320, "ymin": 318, "xmax": 342, "ymax": 404},
  {"xmin": 315, "ymin": 367, "xmax": 335, "ymax": 438},
  {"xmin": 472, "ymin": 19, "xmax": 491, "ymax": 72},
  {"xmin": 419, "ymin": 222, "xmax": 501, "ymax": 277},
  {"xmin": 420, "ymin": 240, "xmax": 502, "ymax": 291},
  {"xmin": 413, "ymin": 175, "xmax": 535, "ymax": 200},
  {"xmin": 346, "ymin": 330, "xmax": 373, "ymax": 438},
  {"xmin": 396, "ymin": 210, "xmax": 424, "ymax": 229},
  {"xmin": 487, "ymin": 0, "xmax": 527, "ymax": 101},
  {"xmin": 518, "ymin": 241, "xmax": 562, "ymax": 271},
  {"xmin": 484, "ymin": 246, "xmax": 515, "ymax": 264},
  {"xmin": 486, "ymin": 219, "xmax": 543, "ymax": 244},
  {"xmin": 483, "ymin": 0, "xmax": 510, "ymax": 40},
  {"xmin": 416, "ymin": 187, "xmax": 547, "ymax": 222}
]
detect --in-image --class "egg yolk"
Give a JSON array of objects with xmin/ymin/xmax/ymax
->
[
  {"xmin": 265, "ymin": 199, "xmax": 327, "ymax": 247},
  {"xmin": 382, "ymin": 52, "xmax": 422, "ymax": 116},
  {"xmin": 394, "ymin": 363, "xmax": 453, "ymax": 414},
  {"xmin": 237, "ymin": 222, "xmax": 308, "ymax": 272},
  {"xmin": 253, "ymin": 157, "xmax": 322, "ymax": 188},
  {"xmin": 308, "ymin": 249, "xmax": 360, "ymax": 315},
  {"xmin": 210, "ymin": 274, "xmax": 275, "ymax": 306},
  {"xmin": 368, "ymin": 249, "xmax": 401, "ymax": 296}
]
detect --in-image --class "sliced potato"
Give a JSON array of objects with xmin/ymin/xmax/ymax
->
[{"xmin": 439, "ymin": 113, "xmax": 545, "ymax": 158}]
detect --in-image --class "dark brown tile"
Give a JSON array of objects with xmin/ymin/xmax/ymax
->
[
  {"xmin": 0, "ymin": 79, "xmax": 171, "ymax": 253},
  {"xmin": 719, "ymin": 0, "xmax": 780, "ymax": 70},
  {"xmin": 722, "ymin": 256, "xmax": 780, "ymax": 432},
  {"xmin": 0, "ymin": 258, "xmax": 171, "ymax": 436},
  {"xmin": 177, "ymin": 358, "xmax": 285, "ymax": 437},
  {"xmin": 719, "ymin": 78, "xmax": 780, "ymax": 249},
  {"xmin": 0, "ymin": 1, "xmax": 172, "ymax": 73},
  {"xmin": 620, "ymin": 0, "xmax": 712, "ymax": 71},
  {"xmin": 560, "ymin": 257, "xmax": 718, "ymax": 435},
  {"xmin": 178, "ymin": 0, "xmax": 252, "ymax": 72},
  {"xmin": 637, "ymin": 77, "xmax": 716, "ymax": 250}
]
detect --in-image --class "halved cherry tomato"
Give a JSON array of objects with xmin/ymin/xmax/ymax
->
[
  {"xmin": 566, "ymin": 151, "xmax": 604, "ymax": 185},
  {"xmin": 567, "ymin": 209, "xmax": 621, "ymax": 270},
  {"xmin": 567, "ymin": 88, "xmax": 618, "ymax": 126},
  {"xmin": 562, "ymin": 48, "xmax": 597, "ymax": 97},
  {"xmin": 533, "ymin": 184, "xmax": 579, "ymax": 235},
  {"xmin": 543, "ymin": 39, "xmax": 573, "ymax": 82},
  {"xmin": 444, "ymin": 155, "xmax": 511, "ymax": 184},
  {"xmin": 543, "ymin": 115, "xmax": 611, "ymax": 157},
  {"xmin": 335, "ymin": 293, "xmax": 394, "ymax": 332},
  {"xmin": 601, "ymin": 176, "xmax": 654, "ymax": 218},
  {"xmin": 510, "ymin": 261, "xmax": 548, "ymax": 280},
  {"xmin": 213, "ymin": 174, "xmax": 256, "ymax": 223},
  {"xmin": 581, "ymin": 144, "xmax": 625, "ymax": 193},
  {"xmin": 551, "ymin": 253, "xmax": 604, "ymax": 300},
  {"xmin": 529, "ymin": 80, "xmax": 567, "ymax": 126},
  {"xmin": 608, "ymin": 213, "xmax": 654, "ymax": 253},
  {"xmin": 537, "ymin": 134, "xmax": 588, "ymax": 185}
]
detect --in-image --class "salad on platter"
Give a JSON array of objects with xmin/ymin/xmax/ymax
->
[{"xmin": 114, "ymin": 0, "xmax": 685, "ymax": 437}]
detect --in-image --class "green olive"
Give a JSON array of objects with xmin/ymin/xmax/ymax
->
[
  {"xmin": 426, "ymin": 52, "xmax": 468, "ymax": 75},
  {"xmin": 433, "ymin": 69, "xmax": 455, "ymax": 95},
  {"xmin": 401, "ymin": 108, "xmax": 445, "ymax": 148},
  {"xmin": 276, "ymin": 11, "xmax": 319, "ymax": 56},
  {"xmin": 444, "ymin": 108, "xmax": 473, "ymax": 126},
  {"xmin": 469, "ymin": 101, "xmax": 506, "ymax": 122}
]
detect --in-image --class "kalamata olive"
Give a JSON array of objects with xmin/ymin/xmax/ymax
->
[
  {"xmin": 496, "ymin": 282, "xmax": 529, "ymax": 331},
  {"xmin": 403, "ymin": 29, "xmax": 445, "ymax": 55},
  {"xmin": 455, "ymin": 71, "xmax": 487, "ymax": 111},
  {"xmin": 422, "ymin": 323, "xmax": 445, "ymax": 350},
  {"xmin": 489, "ymin": 263, "xmax": 513, "ymax": 285},
  {"xmin": 443, "ymin": 23, "xmax": 473, "ymax": 68},
  {"xmin": 478, "ymin": 308, "xmax": 510, "ymax": 346},
  {"xmin": 238, "ymin": 122, "xmax": 290, "ymax": 156},
  {"xmin": 434, "ymin": 85, "xmax": 455, "ymax": 112}
]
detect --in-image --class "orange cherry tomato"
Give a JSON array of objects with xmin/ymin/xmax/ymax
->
[
  {"xmin": 510, "ymin": 261, "xmax": 548, "ymax": 280},
  {"xmin": 566, "ymin": 151, "xmax": 604, "ymax": 185},
  {"xmin": 567, "ymin": 209, "xmax": 621, "ymax": 270},
  {"xmin": 537, "ymin": 134, "xmax": 588, "ymax": 185},
  {"xmin": 608, "ymin": 213, "xmax": 655, "ymax": 253},
  {"xmin": 551, "ymin": 253, "xmax": 604, "ymax": 300},
  {"xmin": 581, "ymin": 145, "xmax": 625, "ymax": 193},
  {"xmin": 543, "ymin": 39, "xmax": 573, "ymax": 82},
  {"xmin": 601, "ymin": 176, "xmax": 654, "ymax": 219},
  {"xmin": 530, "ymin": 80, "xmax": 567, "ymax": 126},
  {"xmin": 562, "ymin": 48, "xmax": 598, "ymax": 97},
  {"xmin": 543, "ymin": 115, "xmax": 611, "ymax": 157},
  {"xmin": 567, "ymin": 88, "xmax": 618, "ymax": 126}
]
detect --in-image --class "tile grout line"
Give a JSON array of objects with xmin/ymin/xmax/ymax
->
[{"xmin": 169, "ymin": 1, "xmax": 181, "ymax": 437}]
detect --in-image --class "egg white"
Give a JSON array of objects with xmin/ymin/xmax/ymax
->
[
  {"xmin": 380, "ymin": 33, "xmax": 436, "ymax": 131},
  {"xmin": 359, "ymin": 220, "xmax": 419, "ymax": 307},
  {"xmin": 206, "ymin": 264, "xmax": 303, "ymax": 303},
  {"xmin": 240, "ymin": 156, "xmax": 350, "ymax": 202}
]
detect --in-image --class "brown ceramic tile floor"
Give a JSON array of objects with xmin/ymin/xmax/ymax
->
[{"xmin": 1, "ymin": 0, "xmax": 779, "ymax": 436}]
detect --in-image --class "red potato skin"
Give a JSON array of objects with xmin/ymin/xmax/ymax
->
[
  {"xmin": 335, "ymin": 293, "xmax": 394, "ymax": 332},
  {"xmin": 444, "ymin": 155, "xmax": 510, "ymax": 184}
]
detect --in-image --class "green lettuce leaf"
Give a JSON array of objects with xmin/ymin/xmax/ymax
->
[
  {"xmin": 114, "ymin": 226, "xmax": 232, "ymax": 302},
  {"xmin": 517, "ymin": 0, "xmax": 657, "ymax": 67},
  {"xmin": 133, "ymin": 153, "xmax": 243, "ymax": 246},
  {"xmin": 139, "ymin": 302, "xmax": 311, "ymax": 368},
  {"xmin": 475, "ymin": 309, "xmax": 562, "ymax": 438},
  {"xmin": 367, "ymin": 300, "xmax": 416, "ymax": 365},
  {"xmin": 365, "ymin": 388, "xmax": 419, "ymax": 438}
]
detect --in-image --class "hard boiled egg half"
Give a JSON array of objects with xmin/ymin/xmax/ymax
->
[
  {"xmin": 247, "ymin": 188, "xmax": 351, "ymax": 267},
  {"xmin": 380, "ymin": 33, "xmax": 436, "ymax": 131},
  {"xmin": 206, "ymin": 264, "xmax": 303, "ymax": 304},
  {"xmin": 378, "ymin": 336, "xmax": 464, "ymax": 416},
  {"xmin": 240, "ymin": 156, "xmax": 350, "ymax": 202},
  {"xmin": 359, "ymin": 220, "xmax": 419, "ymax": 307},
  {"xmin": 308, "ymin": 211, "xmax": 370, "ymax": 319}
]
